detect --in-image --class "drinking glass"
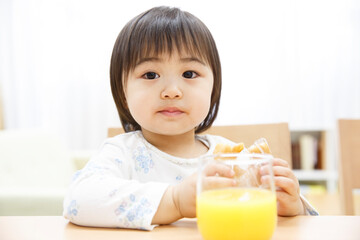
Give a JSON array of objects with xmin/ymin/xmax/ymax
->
[{"xmin": 196, "ymin": 153, "xmax": 277, "ymax": 240}]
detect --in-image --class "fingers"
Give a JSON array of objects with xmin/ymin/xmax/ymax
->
[
  {"xmin": 272, "ymin": 158, "xmax": 290, "ymax": 168},
  {"xmin": 261, "ymin": 175, "xmax": 299, "ymax": 196},
  {"xmin": 260, "ymin": 157, "xmax": 299, "ymax": 186},
  {"xmin": 201, "ymin": 163, "xmax": 237, "ymax": 191},
  {"xmin": 260, "ymin": 165, "xmax": 296, "ymax": 180},
  {"xmin": 203, "ymin": 163, "xmax": 235, "ymax": 178},
  {"xmin": 202, "ymin": 176, "xmax": 237, "ymax": 191},
  {"xmin": 259, "ymin": 157, "xmax": 290, "ymax": 176},
  {"xmin": 260, "ymin": 157, "xmax": 300, "ymax": 197},
  {"xmin": 273, "ymin": 176, "xmax": 299, "ymax": 196}
]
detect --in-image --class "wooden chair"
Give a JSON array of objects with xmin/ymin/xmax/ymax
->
[
  {"xmin": 338, "ymin": 119, "xmax": 360, "ymax": 215},
  {"xmin": 202, "ymin": 122, "xmax": 292, "ymax": 167},
  {"xmin": 108, "ymin": 122, "xmax": 292, "ymax": 167},
  {"xmin": 108, "ymin": 127, "xmax": 125, "ymax": 138}
]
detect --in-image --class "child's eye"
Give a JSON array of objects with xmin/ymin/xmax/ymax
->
[
  {"xmin": 143, "ymin": 72, "xmax": 159, "ymax": 79},
  {"xmin": 182, "ymin": 71, "xmax": 198, "ymax": 79}
]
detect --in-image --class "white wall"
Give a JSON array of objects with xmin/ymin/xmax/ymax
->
[{"xmin": 1, "ymin": 0, "xmax": 359, "ymax": 150}]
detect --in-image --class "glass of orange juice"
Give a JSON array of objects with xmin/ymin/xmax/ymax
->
[{"xmin": 196, "ymin": 153, "xmax": 277, "ymax": 240}]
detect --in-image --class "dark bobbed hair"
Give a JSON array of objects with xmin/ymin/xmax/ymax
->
[{"xmin": 110, "ymin": 6, "xmax": 221, "ymax": 133}]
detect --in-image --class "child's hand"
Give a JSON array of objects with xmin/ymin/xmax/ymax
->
[
  {"xmin": 260, "ymin": 158, "xmax": 305, "ymax": 216},
  {"xmin": 173, "ymin": 163, "xmax": 236, "ymax": 218}
]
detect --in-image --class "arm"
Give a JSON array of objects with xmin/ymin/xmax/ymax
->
[
  {"xmin": 151, "ymin": 163, "xmax": 237, "ymax": 225},
  {"xmin": 63, "ymin": 149, "xmax": 169, "ymax": 230},
  {"xmin": 151, "ymin": 185, "xmax": 182, "ymax": 225}
]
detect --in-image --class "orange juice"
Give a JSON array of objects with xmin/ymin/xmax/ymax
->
[{"xmin": 197, "ymin": 188, "xmax": 277, "ymax": 240}]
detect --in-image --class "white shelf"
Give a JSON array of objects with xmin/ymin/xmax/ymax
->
[
  {"xmin": 293, "ymin": 170, "xmax": 338, "ymax": 192},
  {"xmin": 293, "ymin": 170, "xmax": 338, "ymax": 181},
  {"xmin": 290, "ymin": 129, "xmax": 339, "ymax": 192}
]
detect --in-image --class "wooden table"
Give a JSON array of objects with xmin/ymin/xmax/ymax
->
[{"xmin": 1, "ymin": 216, "xmax": 360, "ymax": 240}]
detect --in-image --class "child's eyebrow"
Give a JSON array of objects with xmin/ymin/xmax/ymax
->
[
  {"xmin": 135, "ymin": 57, "xmax": 160, "ymax": 67},
  {"xmin": 180, "ymin": 57, "xmax": 206, "ymax": 66},
  {"xmin": 135, "ymin": 56, "xmax": 206, "ymax": 67}
]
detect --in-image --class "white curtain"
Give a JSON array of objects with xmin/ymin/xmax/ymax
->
[{"xmin": 1, "ymin": 0, "xmax": 359, "ymax": 150}]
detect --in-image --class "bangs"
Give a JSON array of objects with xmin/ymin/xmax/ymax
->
[
  {"xmin": 132, "ymin": 32, "xmax": 207, "ymax": 66},
  {"xmin": 124, "ymin": 8, "xmax": 216, "ymax": 74}
]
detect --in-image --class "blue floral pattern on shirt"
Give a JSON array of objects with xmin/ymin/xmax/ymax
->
[
  {"xmin": 114, "ymin": 158, "xmax": 123, "ymax": 166},
  {"xmin": 306, "ymin": 206, "xmax": 320, "ymax": 216},
  {"xmin": 114, "ymin": 194, "xmax": 152, "ymax": 229},
  {"xmin": 67, "ymin": 200, "xmax": 79, "ymax": 220},
  {"xmin": 133, "ymin": 146, "xmax": 154, "ymax": 174},
  {"xmin": 71, "ymin": 170, "xmax": 82, "ymax": 182}
]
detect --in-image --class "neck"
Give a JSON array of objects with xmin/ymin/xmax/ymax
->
[{"xmin": 141, "ymin": 129, "xmax": 208, "ymax": 158}]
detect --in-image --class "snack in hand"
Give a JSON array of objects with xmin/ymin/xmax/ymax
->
[
  {"xmin": 213, "ymin": 138, "xmax": 271, "ymax": 187},
  {"xmin": 247, "ymin": 138, "xmax": 271, "ymax": 154},
  {"xmin": 213, "ymin": 143, "xmax": 244, "ymax": 154},
  {"xmin": 213, "ymin": 143, "xmax": 245, "ymax": 176}
]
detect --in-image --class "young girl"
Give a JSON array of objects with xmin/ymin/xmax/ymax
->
[{"xmin": 63, "ymin": 6, "xmax": 318, "ymax": 230}]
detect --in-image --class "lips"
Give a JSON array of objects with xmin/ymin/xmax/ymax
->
[{"xmin": 158, "ymin": 107, "xmax": 185, "ymax": 117}]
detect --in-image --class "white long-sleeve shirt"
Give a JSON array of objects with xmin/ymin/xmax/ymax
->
[{"xmin": 63, "ymin": 130, "xmax": 318, "ymax": 230}]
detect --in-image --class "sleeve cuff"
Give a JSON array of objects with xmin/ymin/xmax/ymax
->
[
  {"xmin": 137, "ymin": 182, "xmax": 170, "ymax": 230},
  {"xmin": 300, "ymin": 193, "xmax": 320, "ymax": 216}
]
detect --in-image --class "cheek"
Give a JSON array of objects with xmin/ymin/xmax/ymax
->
[
  {"xmin": 192, "ymin": 86, "xmax": 213, "ymax": 121},
  {"xmin": 125, "ymin": 84, "xmax": 152, "ymax": 124},
  {"xmin": 126, "ymin": 94, "xmax": 151, "ymax": 123}
]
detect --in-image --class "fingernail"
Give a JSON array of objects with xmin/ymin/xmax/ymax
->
[{"xmin": 230, "ymin": 169, "xmax": 235, "ymax": 176}]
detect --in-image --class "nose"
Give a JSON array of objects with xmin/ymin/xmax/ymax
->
[{"xmin": 160, "ymin": 83, "xmax": 183, "ymax": 99}]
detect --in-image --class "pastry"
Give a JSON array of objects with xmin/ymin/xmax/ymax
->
[{"xmin": 213, "ymin": 138, "xmax": 271, "ymax": 187}]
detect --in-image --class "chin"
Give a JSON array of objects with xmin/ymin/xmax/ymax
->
[{"xmin": 148, "ymin": 126, "xmax": 197, "ymax": 136}]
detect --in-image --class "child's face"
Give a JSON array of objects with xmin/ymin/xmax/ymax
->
[{"xmin": 125, "ymin": 51, "xmax": 214, "ymax": 136}]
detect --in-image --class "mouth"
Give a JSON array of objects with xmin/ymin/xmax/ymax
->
[{"xmin": 158, "ymin": 107, "xmax": 185, "ymax": 117}]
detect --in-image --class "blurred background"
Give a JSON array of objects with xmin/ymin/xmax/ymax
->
[{"xmin": 0, "ymin": 0, "xmax": 359, "ymax": 216}]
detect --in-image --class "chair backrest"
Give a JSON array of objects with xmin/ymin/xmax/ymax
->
[
  {"xmin": 108, "ymin": 127, "xmax": 125, "ymax": 138},
  {"xmin": 202, "ymin": 122, "xmax": 292, "ymax": 167},
  {"xmin": 338, "ymin": 119, "xmax": 360, "ymax": 215},
  {"xmin": 107, "ymin": 122, "xmax": 292, "ymax": 167}
]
